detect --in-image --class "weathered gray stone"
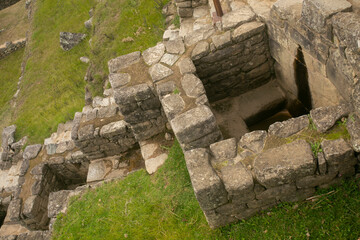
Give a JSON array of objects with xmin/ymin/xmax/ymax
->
[
  {"xmin": 181, "ymin": 74, "xmax": 205, "ymax": 98},
  {"xmin": 310, "ymin": 104, "xmax": 351, "ymax": 133},
  {"xmin": 184, "ymin": 148, "xmax": 228, "ymax": 210},
  {"xmin": 222, "ymin": 6, "xmax": 256, "ymax": 31},
  {"xmin": 149, "ymin": 63, "xmax": 174, "ymax": 82},
  {"xmin": 321, "ymin": 138, "xmax": 357, "ymax": 172},
  {"xmin": 220, "ymin": 162, "xmax": 254, "ymax": 197},
  {"xmin": 2, "ymin": 125, "xmax": 16, "ymax": 149},
  {"xmin": 161, "ymin": 94, "xmax": 185, "ymax": 120},
  {"xmin": 271, "ymin": 0, "xmax": 303, "ymax": 21},
  {"xmin": 332, "ymin": 13, "xmax": 360, "ymax": 54},
  {"xmin": 142, "ymin": 43, "xmax": 165, "ymax": 66},
  {"xmin": 317, "ymin": 151, "xmax": 327, "ymax": 175},
  {"xmin": 184, "ymin": 24, "xmax": 215, "ymax": 46},
  {"xmin": 238, "ymin": 130, "xmax": 267, "ymax": 154},
  {"xmin": 268, "ymin": 115, "xmax": 309, "ymax": 138},
  {"xmin": 48, "ymin": 190, "xmax": 71, "ymax": 218},
  {"xmin": 87, "ymin": 160, "xmax": 111, "ymax": 182},
  {"xmin": 109, "ymin": 73, "xmax": 131, "ymax": 89},
  {"xmin": 195, "ymin": 94, "xmax": 209, "ymax": 106},
  {"xmin": 23, "ymin": 144, "xmax": 42, "ymax": 160},
  {"xmin": 211, "ymin": 31, "xmax": 232, "ymax": 49},
  {"xmin": 77, "ymin": 124, "xmax": 94, "ymax": 141},
  {"xmin": 178, "ymin": 7, "xmax": 193, "ymax": 18},
  {"xmin": 163, "ymin": 29, "xmax": 180, "ymax": 41},
  {"xmin": 60, "ymin": 32, "xmax": 86, "ymax": 51},
  {"xmin": 215, "ymin": 203, "xmax": 247, "ymax": 216},
  {"xmin": 210, "ymin": 138, "xmax": 237, "ymax": 162},
  {"xmin": 5, "ymin": 198, "xmax": 22, "ymax": 222},
  {"xmin": 296, "ymin": 172, "xmax": 338, "ymax": 188},
  {"xmin": 247, "ymin": 198, "xmax": 278, "ymax": 209},
  {"xmin": 171, "ymin": 105, "xmax": 218, "ymax": 144},
  {"xmin": 203, "ymin": 209, "xmax": 238, "ymax": 229},
  {"xmin": 108, "ymin": 51, "xmax": 141, "ymax": 73},
  {"xmin": 232, "ymin": 21, "xmax": 265, "ymax": 43},
  {"xmin": 80, "ymin": 56, "xmax": 90, "ymax": 64},
  {"xmin": 145, "ymin": 153, "xmax": 168, "ymax": 174},
  {"xmin": 84, "ymin": 17, "xmax": 93, "ymax": 29},
  {"xmin": 156, "ymin": 81, "xmax": 176, "ymax": 97},
  {"xmin": 253, "ymin": 140, "xmax": 315, "ymax": 188},
  {"xmin": 100, "ymin": 121, "xmax": 127, "ymax": 138},
  {"xmin": 23, "ymin": 195, "xmax": 41, "ymax": 218},
  {"xmin": 160, "ymin": 53, "xmax": 180, "ymax": 66},
  {"xmin": 71, "ymin": 112, "xmax": 82, "ymax": 141},
  {"xmin": 301, "ymin": 0, "xmax": 352, "ymax": 33},
  {"xmin": 347, "ymin": 114, "xmax": 360, "ymax": 152},
  {"xmin": 183, "ymin": 130, "xmax": 222, "ymax": 151},
  {"xmin": 191, "ymin": 41, "xmax": 209, "ymax": 61},
  {"xmin": 164, "ymin": 38, "xmax": 185, "ymax": 54},
  {"xmin": 256, "ymin": 184, "xmax": 297, "ymax": 201},
  {"xmin": 178, "ymin": 57, "xmax": 196, "ymax": 75}
]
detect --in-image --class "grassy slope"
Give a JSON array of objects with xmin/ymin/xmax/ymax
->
[
  {"xmin": 88, "ymin": 0, "xmax": 167, "ymax": 96},
  {"xmin": 13, "ymin": 0, "xmax": 94, "ymax": 143},
  {"xmin": 53, "ymin": 141, "xmax": 360, "ymax": 240},
  {"xmin": 0, "ymin": 0, "xmax": 29, "ymax": 44}
]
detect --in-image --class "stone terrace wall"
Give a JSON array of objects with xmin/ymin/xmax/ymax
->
[
  {"xmin": 191, "ymin": 20, "xmax": 273, "ymax": 102},
  {"xmin": 0, "ymin": 0, "xmax": 20, "ymax": 10},
  {"xmin": 185, "ymin": 105, "xmax": 360, "ymax": 228},
  {"xmin": 0, "ymin": 39, "xmax": 26, "ymax": 59},
  {"xmin": 268, "ymin": 0, "xmax": 360, "ymax": 112},
  {"xmin": 175, "ymin": 0, "xmax": 208, "ymax": 18}
]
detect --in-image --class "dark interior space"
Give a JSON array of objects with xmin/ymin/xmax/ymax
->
[
  {"xmin": 0, "ymin": 210, "xmax": 6, "ymax": 227},
  {"xmin": 294, "ymin": 46, "xmax": 312, "ymax": 114}
]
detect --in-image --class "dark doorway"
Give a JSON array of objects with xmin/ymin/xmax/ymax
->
[
  {"xmin": 294, "ymin": 46, "xmax": 312, "ymax": 114},
  {"xmin": 0, "ymin": 210, "xmax": 6, "ymax": 227}
]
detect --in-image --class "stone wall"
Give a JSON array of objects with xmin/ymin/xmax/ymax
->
[
  {"xmin": 0, "ymin": 0, "xmax": 20, "ymax": 10},
  {"xmin": 268, "ymin": 0, "xmax": 360, "ymax": 113},
  {"xmin": 191, "ymin": 20, "xmax": 273, "ymax": 102},
  {"xmin": 175, "ymin": 0, "xmax": 208, "ymax": 18},
  {"xmin": 184, "ymin": 104, "xmax": 359, "ymax": 228},
  {"xmin": 0, "ymin": 39, "xmax": 26, "ymax": 59}
]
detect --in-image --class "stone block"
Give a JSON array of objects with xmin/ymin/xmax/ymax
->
[
  {"xmin": 184, "ymin": 148, "xmax": 228, "ymax": 210},
  {"xmin": 171, "ymin": 105, "xmax": 218, "ymax": 144},
  {"xmin": 317, "ymin": 151, "xmax": 327, "ymax": 174},
  {"xmin": 247, "ymin": 198, "xmax": 278, "ymax": 209},
  {"xmin": 332, "ymin": 12, "xmax": 360, "ymax": 53},
  {"xmin": 23, "ymin": 195, "xmax": 42, "ymax": 219},
  {"xmin": 271, "ymin": 0, "xmax": 303, "ymax": 21},
  {"xmin": 211, "ymin": 31, "xmax": 232, "ymax": 50},
  {"xmin": 232, "ymin": 21, "xmax": 265, "ymax": 43},
  {"xmin": 310, "ymin": 104, "xmax": 351, "ymax": 133},
  {"xmin": 142, "ymin": 43, "xmax": 165, "ymax": 66},
  {"xmin": 100, "ymin": 121, "xmax": 128, "ymax": 138},
  {"xmin": 87, "ymin": 160, "xmax": 112, "ymax": 182},
  {"xmin": 156, "ymin": 81, "xmax": 176, "ymax": 97},
  {"xmin": 181, "ymin": 74, "xmax": 205, "ymax": 98},
  {"xmin": 5, "ymin": 199, "xmax": 22, "ymax": 222},
  {"xmin": 183, "ymin": 130, "xmax": 222, "ymax": 151},
  {"xmin": 178, "ymin": 57, "xmax": 196, "ymax": 75},
  {"xmin": 347, "ymin": 114, "xmax": 360, "ymax": 152},
  {"xmin": 296, "ymin": 172, "xmax": 337, "ymax": 188},
  {"xmin": 301, "ymin": 0, "xmax": 352, "ymax": 33},
  {"xmin": 145, "ymin": 153, "xmax": 168, "ymax": 174},
  {"xmin": 191, "ymin": 41, "xmax": 210, "ymax": 61},
  {"xmin": 253, "ymin": 140, "xmax": 315, "ymax": 188},
  {"xmin": 203, "ymin": 210, "xmax": 238, "ymax": 229},
  {"xmin": 2, "ymin": 125, "xmax": 16, "ymax": 149},
  {"xmin": 321, "ymin": 138, "xmax": 357, "ymax": 171},
  {"xmin": 149, "ymin": 63, "xmax": 174, "ymax": 82},
  {"xmin": 215, "ymin": 203, "xmax": 247, "ymax": 216},
  {"xmin": 77, "ymin": 125, "xmax": 94, "ymax": 141},
  {"xmin": 48, "ymin": 190, "xmax": 72, "ymax": 218},
  {"xmin": 23, "ymin": 144, "xmax": 42, "ymax": 160},
  {"xmin": 108, "ymin": 51, "xmax": 141, "ymax": 73},
  {"xmin": 60, "ymin": 32, "xmax": 86, "ymax": 51},
  {"xmin": 164, "ymin": 38, "xmax": 185, "ymax": 55},
  {"xmin": 222, "ymin": 6, "xmax": 256, "ymax": 31},
  {"xmin": 160, "ymin": 53, "xmax": 180, "ymax": 66},
  {"xmin": 268, "ymin": 115, "xmax": 309, "ymax": 138},
  {"xmin": 178, "ymin": 7, "xmax": 193, "ymax": 18},
  {"xmin": 220, "ymin": 162, "xmax": 254, "ymax": 197},
  {"xmin": 71, "ymin": 112, "xmax": 82, "ymax": 141},
  {"xmin": 209, "ymin": 138, "xmax": 237, "ymax": 162},
  {"xmin": 161, "ymin": 94, "xmax": 185, "ymax": 120},
  {"xmin": 238, "ymin": 130, "xmax": 267, "ymax": 154},
  {"xmin": 256, "ymin": 184, "xmax": 297, "ymax": 201},
  {"xmin": 108, "ymin": 73, "xmax": 131, "ymax": 89}
]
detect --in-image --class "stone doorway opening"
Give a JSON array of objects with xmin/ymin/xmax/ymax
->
[{"xmin": 0, "ymin": 209, "xmax": 6, "ymax": 227}]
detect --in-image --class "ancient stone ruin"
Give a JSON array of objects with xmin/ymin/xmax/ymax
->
[{"xmin": 0, "ymin": 0, "xmax": 360, "ymax": 238}]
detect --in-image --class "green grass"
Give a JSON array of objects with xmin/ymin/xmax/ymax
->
[
  {"xmin": 88, "ymin": 0, "xmax": 168, "ymax": 96},
  {"xmin": 53, "ymin": 141, "xmax": 360, "ymax": 240},
  {"xmin": 12, "ymin": 0, "xmax": 95, "ymax": 143},
  {"xmin": 0, "ymin": 48, "xmax": 24, "ymax": 115}
]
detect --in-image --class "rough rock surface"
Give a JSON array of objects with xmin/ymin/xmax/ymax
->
[
  {"xmin": 181, "ymin": 74, "xmax": 205, "ymax": 98},
  {"xmin": 108, "ymin": 51, "xmax": 141, "ymax": 73},
  {"xmin": 60, "ymin": 32, "xmax": 86, "ymax": 51},
  {"xmin": 222, "ymin": 6, "xmax": 256, "ymax": 31},
  {"xmin": 238, "ymin": 131, "xmax": 267, "ymax": 153},
  {"xmin": 310, "ymin": 104, "xmax": 351, "ymax": 133},
  {"xmin": 149, "ymin": 63, "xmax": 173, "ymax": 82},
  {"xmin": 253, "ymin": 140, "xmax": 315, "ymax": 188},
  {"xmin": 142, "ymin": 43, "xmax": 165, "ymax": 66},
  {"xmin": 346, "ymin": 114, "xmax": 360, "ymax": 152},
  {"xmin": 23, "ymin": 144, "xmax": 42, "ymax": 160},
  {"xmin": 268, "ymin": 115, "xmax": 309, "ymax": 138},
  {"xmin": 109, "ymin": 73, "xmax": 131, "ymax": 89},
  {"xmin": 210, "ymin": 138, "xmax": 237, "ymax": 162}
]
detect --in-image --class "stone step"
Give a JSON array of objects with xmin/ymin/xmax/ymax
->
[{"xmin": 236, "ymin": 80, "xmax": 286, "ymax": 125}]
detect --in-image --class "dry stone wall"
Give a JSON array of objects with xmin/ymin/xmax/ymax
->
[
  {"xmin": 0, "ymin": 0, "xmax": 20, "ymax": 10},
  {"xmin": 0, "ymin": 39, "xmax": 26, "ymax": 59}
]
